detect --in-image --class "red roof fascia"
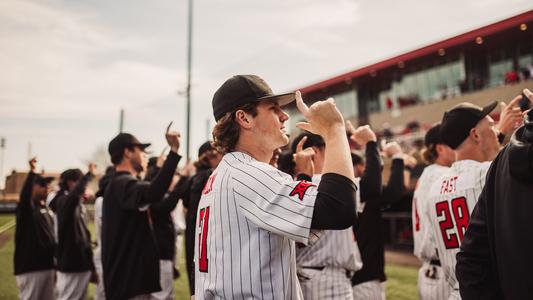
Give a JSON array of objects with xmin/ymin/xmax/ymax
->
[{"xmin": 299, "ymin": 10, "xmax": 533, "ymax": 95}]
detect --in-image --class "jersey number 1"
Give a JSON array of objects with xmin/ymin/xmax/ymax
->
[
  {"xmin": 198, "ymin": 206, "xmax": 210, "ymax": 273},
  {"xmin": 435, "ymin": 197, "xmax": 469, "ymax": 249}
]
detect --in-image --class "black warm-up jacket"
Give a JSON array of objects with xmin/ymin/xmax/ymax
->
[
  {"xmin": 101, "ymin": 151, "xmax": 179, "ymax": 300},
  {"xmin": 456, "ymin": 126, "xmax": 533, "ymax": 300},
  {"xmin": 353, "ymin": 145, "xmax": 405, "ymax": 285}
]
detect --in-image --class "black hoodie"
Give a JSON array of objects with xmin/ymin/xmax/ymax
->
[
  {"xmin": 456, "ymin": 126, "xmax": 533, "ymax": 299},
  {"xmin": 14, "ymin": 172, "xmax": 56, "ymax": 275},
  {"xmin": 55, "ymin": 172, "xmax": 94, "ymax": 272}
]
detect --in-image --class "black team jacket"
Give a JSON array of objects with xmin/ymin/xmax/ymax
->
[
  {"xmin": 352, "ymin": 148, "xmax": 405, "ymax": 285},
  {"xmin": 14, "ymin": 172, "xmax": 56, "ymax": 275},
  {"xmin": 456, "ymin": 126, "xmax": 533, "ymax": 299},
  {"xmin": 55, "ymin": 172, "xmax": 94, "ymax": 272},
  {"xmin": 150, "ymin": 175, "xmax": 189, "ymax": 261},
  {"xmin": 102, "ymin": 151, "xmax": 180, "ymax": 300}
]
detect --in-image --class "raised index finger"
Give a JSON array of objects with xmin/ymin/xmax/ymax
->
[
  {"xmin": 295, "ymin": 91, "xmax": 310, "ymax": 116},
  {"xmin": 295, "ymin": 136, "xmax": 308, "ymax": 153},
  {"xmin": 166, "ymin": 121, "xmax": 173, "ymax": 133}
]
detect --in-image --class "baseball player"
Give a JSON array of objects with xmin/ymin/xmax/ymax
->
[
  {"xmin": 422, "ymin": 101, "xmax": 504, "ymax": 299},
  {"xmin": 456, "ymin": 89, "xmax": 533, "ymax": 299},
  {"xmin": 102, "ymin": 128, "xmax": 181, "ymax": 300},
  {"xmin": 54, "ymin": 164, "xmax": 96, "ymax": 300},
  {"xmin": 412, "ymin": 123, "xmax": 455, "ymax": 300},
  {"xmin": 14, "ymin": 158, "xmax": 56, "ymax": 300},
  {"xmin": 293, "ymin": 128, "xmax": 378, "ymax": 300},
  {"xmin": 193, "ymin": 74, "xmax": 357, "ymax": 299}
]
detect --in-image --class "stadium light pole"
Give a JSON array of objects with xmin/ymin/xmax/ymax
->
[{"xmin": 185, "ymin": 0, "xmax": 193, "ymax": 159}]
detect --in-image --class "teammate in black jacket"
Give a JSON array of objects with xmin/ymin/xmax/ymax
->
[
  {"xmin": 14, "ymin": 158, "xmax": 55, "ymax": 300},
  {"xmin": 54, "ymin": 164, "xmax": 96, "ymax": 300},
  {"xmin": 456, "ymin": 90, "xmax": 533, "ymax": 299},
  {"xmin": 352, "ymin": 140, "xmax": 406, "ymax": 298},
  {"xmin": 102, "ymin": 125, "xmax": 181, "ymax": 300}
]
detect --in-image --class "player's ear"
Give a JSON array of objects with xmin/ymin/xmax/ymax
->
[
  {"xmin": 469, "ymin": 127, "xmax": 481, "ymax": 144},
  {"xmin": 235, "ymin": 109, "xmax": 254, "ymax": 129}
]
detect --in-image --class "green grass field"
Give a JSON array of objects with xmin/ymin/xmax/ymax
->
[{"xmin": 0, "ymin": 214, "xmax": 419, "ymax": 299}]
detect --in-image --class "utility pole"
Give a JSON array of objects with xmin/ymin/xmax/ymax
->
[
  {"xmin": 0, "ymin": 138, "xmax": 4, "ymax": 189},
  {"xmin": 119, "ymin": 108, "xmax": 124, "ymax": 133},
  {"xmin": 185, "ymin": 0, "xmax": 193, "ymax": 159}
]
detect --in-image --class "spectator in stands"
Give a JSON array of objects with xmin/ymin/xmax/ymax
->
[{"xmin": 14, "ymin": 158, "xmax": 56, "ymax": 300}]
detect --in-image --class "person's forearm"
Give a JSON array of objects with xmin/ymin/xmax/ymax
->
[
  {"xmin": 19, "ymin": 172, "xmax": 36, "ymax": 209},
  {"xmin": 360, "ymin": 141, "xmax": 382, "ymax": 201},
  {"xmin": 322, "ymin": 126, "xmax": 355, "ymax": 182},
  {"xmin": 144, "ymin": 151, "xmax": 180, "ymax": 204},
  {"xmin": 65, "ymin": 173, "xmax": 93, "ymax": 210},
  {"xmin": 381, "ymin": 159, "xmax": 405, "ymax": 206}
]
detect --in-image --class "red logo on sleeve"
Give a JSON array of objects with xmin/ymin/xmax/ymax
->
[
  {"xmin": 202, "ymin": 174, "xmax": 217, "ymax": 195},
  {"xmin": 290, "ymin": 181, "xmax": 315, "ymax": 200}
]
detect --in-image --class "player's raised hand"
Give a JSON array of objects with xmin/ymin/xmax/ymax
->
[
  {"xmin": 165, "ymin": 121, "xmax": 181, "ymax": 153},
  {"xmin": 350, "ymin": 125, "xmax": 377, "ymax": 147},
  {"xmin": 28, "ymin": 157, "xmax": 37, "ymax": 172},
  {"xmin": 88, "ymin": 162, "xmax": 97, "ymax": 175},
  {"xmin": 381, "ymin": 140, "xmax": 403, "ymax": 158},
  {"xmin": 498, "ymin": 95, "xmax": 523, "ymax": 136},
  {"xmin": 293, "ymin": 136, "xmax": 315, "ymax": 176},
  {"xmin": 295, "ymin": 91, "xmax": 344, "ymax": 139}
]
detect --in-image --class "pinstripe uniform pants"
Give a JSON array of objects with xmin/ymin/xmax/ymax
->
[
  {"xmin": 57, "ymin": 270, "xmax": 91, "ymax": 300},
  {"xmin": 15, "ymin": 269, "xmax": 55, "ymax": 300},
  {"xmin": 418, "ymin": 261, "xmax": 451, "ymax": 300},
  {"xmin": 352, "ymin": 280, "xmax": 385, "ymax": 300},
  {"xmin": 299, "ymin": 267, "xmax": 353, "ymax": 300}
]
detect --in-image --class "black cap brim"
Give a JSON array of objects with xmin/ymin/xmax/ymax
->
[
  {"xmin": 481, "ymin": 101, "xmax": 498, "ymax": 118},
  {"xmin": 258, "ymin": 92, "xmax": 295, "ymax": 107},
  {"xmin": 134, "ymin": 143, "xmax": 151, "ymax": 151}
]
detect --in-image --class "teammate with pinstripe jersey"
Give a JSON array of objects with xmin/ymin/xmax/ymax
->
[
  {"xmin": 293, "ymin": 127, "xmax": 379, "ymax": 300},
  {"xmin": 193, "ymin": 75, "xmax": 358, "ymax": 299},
  {"xmin": 412, "ymin": 124, "xmax": 455, "ymax": 300},
  {"xmin": 423, "ymin": 102, "xmax": 502, "ymax": 299}
]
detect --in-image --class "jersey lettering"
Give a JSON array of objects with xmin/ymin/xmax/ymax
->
[
  {"xmin": 436, "ymin": 197, "xmax": 469, "ymax": 249},
  {"xmin": 198, "ymin": 206, "xmax": 210, "ymax": 272},
  {"xmin": 289, "ymin": 181, "xmax": 315, "ymax": 200},
  {"xmin": 440, "ymin": 176, "xmax": 458, "ymax": 194},
  {"xmin": 202, "ymin": 174, "xmax": 217, "ymax": 195}
]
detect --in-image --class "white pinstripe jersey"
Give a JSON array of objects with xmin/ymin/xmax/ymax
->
[
  {"xmin": 424, "ymin": 160, "xmax": 491, "ymax": 291},
  {"xmin": 296, "ymin": 175, "xmax": 362, "ymax": 272},
  {"xmin": 412, "ymin": 164, "xmax": 450, "ymax": 261},
  {"xmin": 194, "ymin": 152, "xmax": 320, "ymax": 299}
]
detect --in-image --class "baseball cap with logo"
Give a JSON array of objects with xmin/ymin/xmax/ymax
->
[
  {"xmin": 212, "ymin": 75, "xmax": 295, "ymax": 121},
  {"xmin": 440, "ymin": 101, "xmax": 498, "ymax": 149},
  {"xmin": 108, "ymin": 133, "xmax": 151, "ymax": 157}
]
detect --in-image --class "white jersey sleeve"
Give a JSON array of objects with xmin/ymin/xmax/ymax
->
[
  {"xmin": 230, "ymin": 153, "xmax": 317, "ymax": 245},
  {"xmin": 412, "ymin": 164, "xmax": 449, "ymax": 260}
]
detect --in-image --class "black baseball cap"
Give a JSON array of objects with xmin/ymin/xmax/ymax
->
[
  {"xmin": 212, "ymin": 75, "xmax": 295, "ymax": 121},
  {"xmin": 198, "ymin": 141, "xmax": 214, "ymax": 157},
  {"xmin": 424, "ymin": 123, "xmax": 443, "ymax": 147},
  {"xmin": 34, "ymin": 174, "xmax": 55, "ymax": 187},
  {"xmin": 108, "ymin": 133, "xmax": 151, "ymax": 157},
  {"xmin": 291, "ymin": 132, "xmax": 325, "ymax": 154},
  {"xmin": 440, "ymin": 101, "xmax": 498, "ymax": 149}
]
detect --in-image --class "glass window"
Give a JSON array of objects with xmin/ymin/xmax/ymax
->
[{"xmin": 331, "ymin": 89, "xmax": 358, "ymax": 118}]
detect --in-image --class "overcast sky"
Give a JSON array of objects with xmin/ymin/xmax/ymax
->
[{"xmin": 0, "ymin": 0, "xmax": 531, "ymax": 180}]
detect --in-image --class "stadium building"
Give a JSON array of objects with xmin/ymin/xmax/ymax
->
[{"xmin": 286, "ymin": 10, "xmax": 533, "ymax": 132}]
